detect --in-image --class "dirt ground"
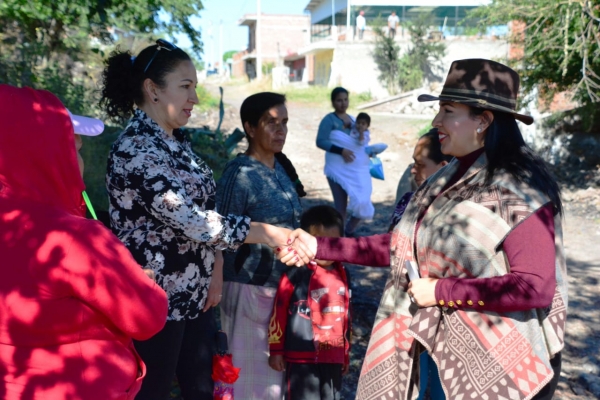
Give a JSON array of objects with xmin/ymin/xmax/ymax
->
[{"xmin": 195, "ymin": 82, "xmax": 600, "ymax": 399}]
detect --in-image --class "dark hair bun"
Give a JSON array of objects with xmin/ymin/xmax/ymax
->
[
  {"xmin": 100, "ymin": 48, "xmax": 135, "ymax": 121},
  {"xmin": 100, "ymin": 44, "xmax": 192, "ymax": 122}
]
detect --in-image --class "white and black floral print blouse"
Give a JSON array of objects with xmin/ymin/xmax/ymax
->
[{"xmin": 106, "ymin": 109, "xmax": 250, "ymax": 321}]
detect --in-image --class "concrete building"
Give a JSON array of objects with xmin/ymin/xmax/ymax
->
[
  {"xmin": 305, "ymin": 0, "xmax": 494, "ymax": 39},
  {"xmin": 233, "ymin": 13, "xmax": 311, "ymax": 80},
  {"xmin": 300, "ymin": 0, "xmax": 508, "ymax": 97}
]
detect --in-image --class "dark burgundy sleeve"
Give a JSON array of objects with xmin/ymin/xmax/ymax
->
[
  {"xmin": 434, "ymin": 204, "xmax": 556, "ymax": 313},
  {"xmin": 316, "ymin": 234, "xmax": 391, "ymax": 267}
]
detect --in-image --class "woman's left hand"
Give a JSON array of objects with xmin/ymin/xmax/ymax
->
[
  {"xmin": 203, "ymin": 250, "xmax": 224, "ymax": 312},
  {"xmin": 407, "ymin": 277, "xmax": 439, "ymax": 307}
]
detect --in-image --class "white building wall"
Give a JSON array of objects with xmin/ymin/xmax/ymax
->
[
  {"xmin": 329, "ymin": 42, "xmax": 389, "ymax": 98},
  {"xmin": 441, "ymin": 38, "xmax": 509, "ymax": 72},
  {"xmin": 328, "ymin": 37, "xmax": 508, "ymax": 98}
]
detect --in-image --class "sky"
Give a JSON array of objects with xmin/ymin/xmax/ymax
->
[{"xmin": 171, "ymin": 0, "xmax": 309, "ymax": 67}]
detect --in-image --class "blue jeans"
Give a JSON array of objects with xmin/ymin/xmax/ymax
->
[{"xmin": 418, "ymin": 352, "xmax": 444, "ymax": 400}]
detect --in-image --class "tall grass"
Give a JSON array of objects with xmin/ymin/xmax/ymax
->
[
  {"xmin": 283, "ymin": 86, "xmax": 372, "ymax": 108},
  {"xmin": 196, "ymin": 85, "xmax": 219, "ymax": 111}
]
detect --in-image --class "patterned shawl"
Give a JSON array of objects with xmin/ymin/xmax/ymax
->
[{"xmin": 356, "ymin": 153, "xmax": 568, "ymax": 400}]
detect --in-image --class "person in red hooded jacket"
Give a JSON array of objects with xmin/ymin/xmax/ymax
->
[{"xmin": 0, "ymin": 84, "xmax": 169, "ymax": 400}]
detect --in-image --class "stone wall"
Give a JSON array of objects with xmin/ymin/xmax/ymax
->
[{"xmin": 528, "ymin": 109, "xmax": 600, "ymax": 188}]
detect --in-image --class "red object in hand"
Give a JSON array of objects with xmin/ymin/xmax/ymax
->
[
  {"xmin": 212, "ymin": 354, "xmax": 240, "ymax": 384},
  {"xmin": 213, "ymin": 354, "xmax": 240, "ymax": 399}
]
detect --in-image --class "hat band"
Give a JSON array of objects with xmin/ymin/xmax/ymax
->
[
  {"xmin": 441, "ymin": 87, "xmax": 516, "ymax": 110},
  {"xmin": 436, "ymin": 94, "xmax": 521, "ymax": 115}
]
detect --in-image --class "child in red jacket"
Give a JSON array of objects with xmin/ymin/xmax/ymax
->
[{"xmin": 268, "ymin": 205, "xmax": 351, "ymax": 400}]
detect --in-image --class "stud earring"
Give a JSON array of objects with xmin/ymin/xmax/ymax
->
[
  {"xmin": 477, "ymin": 128, "xmax": 481, "ymax": 133},
  {"xmin": 153, "ymin": 98, "xmax": 158, "ymax": 103}
]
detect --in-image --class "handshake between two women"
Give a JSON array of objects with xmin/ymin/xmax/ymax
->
[{"xmin": 267, "ymin": 227, "xmax": 318, "ymax": 267}]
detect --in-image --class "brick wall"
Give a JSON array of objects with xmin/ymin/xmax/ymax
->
[
  {"xmin": 232, "ymin": 51, "xmax": 247, "ymax": 79},
  {"xmin": 246, "ymin": 14, "xmax": 310, "ymax": 60},
  {"xmin": 233, "ymin": 14, "xmax": 310, "ymax": 79}
]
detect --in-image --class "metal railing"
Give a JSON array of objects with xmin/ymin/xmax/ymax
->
[{"xmin": 310, "ymin": 24, "xmax": 351, "ymax": 43}]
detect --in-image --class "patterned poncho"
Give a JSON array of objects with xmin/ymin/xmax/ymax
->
[{"xmin": 356, "ymin": 153, "xmax": 567, "ymax": 400}]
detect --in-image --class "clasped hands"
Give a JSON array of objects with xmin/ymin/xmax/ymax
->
[
  {"xmin": 272, "ymin": 228, "xmax": 439, "ymax": 308},
  {"xmin": 270, "ymin": 228, "xmax": 318, "ymax": 267}
]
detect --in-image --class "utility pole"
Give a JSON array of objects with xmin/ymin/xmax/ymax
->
[
  {"xmin": 219, "ymin": 19, "xmax": 223, "ymax": 74},
  {"xmin": 346, "ymin": 0, "xmax": 351, "ymax": 42},
  {"xmin": 256, "ymin": 0, "xmax": 262, "ymax": 80},
  {"xmin": 207, "ymin": 21, "xmax": 214, "ymax": 70},
  {"xmin": 331, "ymin": 0, "xmax": 335, "ymax": 25}
]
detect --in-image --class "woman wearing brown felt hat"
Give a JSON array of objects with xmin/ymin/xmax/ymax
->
[{"xmin": 279, "ymin": 58, "xmax": 567, "ymax": 400}]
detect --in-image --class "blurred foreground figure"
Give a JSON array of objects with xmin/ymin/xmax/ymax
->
[{"xmin": 0, "ymin": 84, "xmax": 168, "ymax": 400}]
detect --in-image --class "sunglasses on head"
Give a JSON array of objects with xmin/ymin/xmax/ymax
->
[{"xmin": 144, "ymin": 39, "xmax": 178, "ymax": 73}]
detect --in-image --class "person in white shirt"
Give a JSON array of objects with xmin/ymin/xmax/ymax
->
[
  {"xmin": 356, "ymin": 10, "xmax": 366, "ymax": 40},
  {"xmin": 388, "ymin": 11, "xmax": 400, "ymax": 39}
]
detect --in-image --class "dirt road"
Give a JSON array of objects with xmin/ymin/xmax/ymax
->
[{"xmin": 197, "ymin": 83, "xmax": 600, "ymax": 399}]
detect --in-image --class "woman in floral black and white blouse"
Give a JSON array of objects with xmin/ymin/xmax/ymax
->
[{"xmin": 99, "ymin": 41, "xmax": 311, "ymax": 400}]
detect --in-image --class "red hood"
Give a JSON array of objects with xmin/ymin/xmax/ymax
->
[{"xmin": 0, "ymin": 85, "xmax": 86, "ymax": 216}]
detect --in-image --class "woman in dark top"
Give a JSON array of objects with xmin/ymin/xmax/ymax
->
[
  {"xmin": 100, "ymin": 43, "xmax": 310, "ymax": 400},
  {"xmin": 281, "ymin": 59, "xmax": 567, "ymax": 400},
  {"xmin": 216, "ymin": 92, "xmax": 306, "ymax": 400}
]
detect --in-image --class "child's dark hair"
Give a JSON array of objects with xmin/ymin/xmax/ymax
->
[
  {"xmin": 239, "ymin": 92, "xmax": 306, "ymax": 198},
  {"xmin": 356, "ymin": 112, "xmax": 371, "ymax": 126},
  {"xmin": 300, "ymin": 205, "xmax": 344, "ymax": 236},
  {"xmin": 100, "ymin": 44, "xmax": 191, "ymax": 121},
  {"xmin": 330, "ymin": 87, "xmax": 349, "ymax": 104},
  {"xmin": 420, "ymin": 128, "xmax": 453, "ymax": 164}
]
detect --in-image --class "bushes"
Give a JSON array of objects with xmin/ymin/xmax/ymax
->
[
  {"xmin": 372, "ymin": 13, "xmax": 445, "ymax": 94},
  {"xmin": 372, "ymin": 24, "xmax": 400, "ymax": 94},
  {"xmin": 81, "ymin": 126, "xmax": 123, "ymax": 213}
]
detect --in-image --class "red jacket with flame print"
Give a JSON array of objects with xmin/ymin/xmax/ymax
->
[{"xmin": 268, "ymin": 261, "xmax": 351, "ymax": 365}]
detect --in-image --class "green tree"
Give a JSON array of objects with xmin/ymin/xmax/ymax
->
[
  {"xmin": 398, "ymin": 12, "xmax": 445, "ymax": 91},
  {"xmin": 372, "ymin": 13, "xmax": 445, "ymax": 94},
  {"xmin": 471, "ymin": 0, "xmax": 600, "ymax": 121},
  {"xmin": 0, "ymin": 0, "xmax": 204, "ymax": 113},
  {"xmin": 0, "ymin": 0, "xmax": 204, "ymax": 55},
  {"xmin": 223, "ymin": 50, "xmax": 237, "ymax": 62},
  {"xmin": 372, "ymin": 22, "xmax": 400, "ymax": 94}
]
